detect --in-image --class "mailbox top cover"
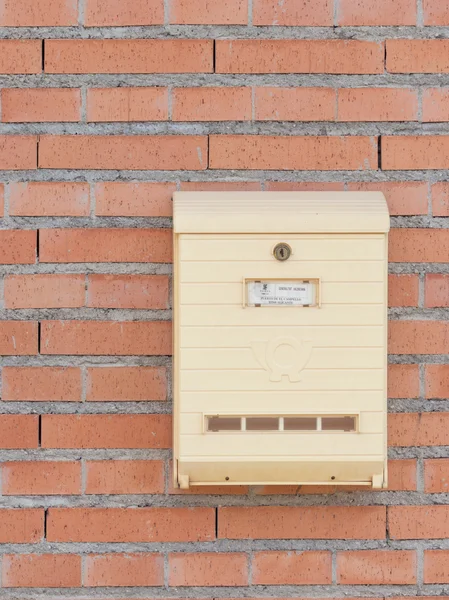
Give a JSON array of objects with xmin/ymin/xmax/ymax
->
[{"xmin": 173, "ymin": 191, "xmax": 390, "ymax": 234}]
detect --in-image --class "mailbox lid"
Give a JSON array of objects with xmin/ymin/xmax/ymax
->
[{"xmin": 173, "ymin": 191, "xmax": 390, "ymax": 234}]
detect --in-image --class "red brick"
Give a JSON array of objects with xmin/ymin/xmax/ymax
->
[
  {"xmin": 424, "ymin": 459, "xmax": 449, "ymax": 492},
  {"xmin": 85, "ymin": 460, "xmax": 165, "ymax": 494},
  {"xmin": 0, "ymin": 230, "xmax": 36, "ymax": 264},
  {"xmin": 423, "ymin": 89, "xmax": 449, "ymax": 122},
  {"xmin": 425, "ymin": 551, "xmax": 449, "ymax": 583},
  {"xmin": 253, "ymin": 0, "xmax": 332, "ymax": 25},
  {"xmin": 347, "ymin": 182, "xmax": 428, "ymax": 216},
  {"xmin": 389, "ymin": 321, "xmax": 449, "ymax": 355},
  {"xmin": 424, "ymin": 0, "xmax": 449, "ymax": 24},
  {"xmin": 2, "ymin": 554, "xmax": 81, "ymax": 587},
  {"xmin": 255, "ymin": 87, "xmax": 335, "ymax": 121},
  {"xmin": 0, "ymin": 41, "xmax": 41, "ymax": 74},
  {"xmin": 169, "ymin": 553, "xmax": 248, "ymax": 586},
  {"xmin": 170, "ymin": 0, "xmax": 247, "ymax": 23},
  {"xmin": 388, "ymin": 459, "xmax": 417, "ymax": 491},
  {"xmin": 265, "ymin": 182, "xmax": 345, "ymax": 191},
  {"xmin": 432, "ymin": 182, "xmax": 449, "ymax": 216},
  {"xmin": 0, "ymin": 136, "xmax": 37, "ymax": 169},
  {"xmin": 338, "ymin": 0, "xmax": 416, "ymax": 24},
  {"xmin": 218, "ymin": 507, "xmax": 386, "ymax": 539},
  {"xmin": 389, "ymin": 506, "xmax": 449, "ymax": 539},
  {"xmin": 47, "ymin": 507, "xmax": 215, "ymax": 542},
  {"xmin": 389, "ymin": 229, "xmax": 449, "ymax": 263},
  {"xmin": 173, "ymin": 87, "xmax": 251, "ymax": 121},
  {"xmin": 388, "ymin": 364, "xmax": 420, "ymax": 399},
  {"xmin": 40, "ymin": 321, "xmax": 172, "ymax": 355},
  {"xmin": 85, "ymin": 0, "xmax": 164, "ymax": 25},
  {"xmin": 87, "ymin": 88, "xmax": 168, "ymax": 122},
  {"xmin": 41, "ymin": 414, "xmax": 172, "ymax": 449},
  {"xmin": 39, "ymin": 135, "xmax": 207, "ymax": 170},
  {"xmin": 0, "ymin": 415, "xmax": 39, "ymax": 449},
  {"xmin": 95, "ymin": 182, "xmax": 174, "ymax": 216},
  {"xmin": 388, "ymin": 412, "xmax": 449, "ymax": 446},
  {"xmin": 0, "ymin": 322, "xmax": 38, "ymax": 355},
  {"xmin": 85, "ymin": 553, "xmax": 163, "ymax": 586},
  {"xmin": 2, "ymin": 367, "xmax": 82, "ymax": 401},
  {"xmin": 252, "ymin": 551, "xmax": 331, "ymax": 585},
  {"xmin": 425, "ymin": 274, "xmax": 449, "ymax": 307},
  {"xmin": 382, "ymin": 136, "xmax": 449, "ymax": 170},
  {"xmin": 87, "ymin": 274, "xmax": 169, "ymax": 309},
  {"xmin": 9, "ymin": 182, "xmax": 90, "ymax": 216},
  {"xmin": 86, "ymin": 367, "xmax": 166, "ymax": 401},
  {"xmin": 0, "ymin": 0, "xmax": 77, "ymax": 25},
  {"xmin": 216, "ymin": 40, "xmax": 384, "ymax": 74},
  {"xmin": 180, "ymin": 181, "xmax": 262, "ymax": 191},
  {"xmin": 2, "ymin": 89, "xmax": 80, "ymax": 123},
  {"xmin": 2, "ymin": 461, "xmax": 81, "ymax": 495},
  {"xmin": 45, "ymin": 40, "xmax": 213, "ymax": 74},
  {"xmin": 425, "ymin": 365, "xmax": 449, "ymax": 398},
  {"xmin": 39, "ymin": 228, "xmax": 172, "ymax": 263},
  {"xmin": 387, "ymin": 40, "xmax": 449, "ymax": 73},
  {"xmin": 4, "ymin": 274, "xmax": 85, "ymax": 309},
  {"xmin": 337, "ymin": 550, "xmax": 416, "ymax": 584},
  {"xmin": 388, "ymin": 274, "xmax": 419, "ymax": 307},
  {"xmin": 209, "ymin": 135, "xmax": 377, "ymax": 170},
  {"xmin": 338, "ymin": 88, "xmax": 418, "ymax": 121},
  {"xmin": 0, "ymin": 509, "xmax": 43, "ymax": 543}
]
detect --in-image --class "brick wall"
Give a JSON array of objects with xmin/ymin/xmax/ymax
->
[{"xmin": 0, "ymin": 0, "xmax": 448, "ymax": 595}]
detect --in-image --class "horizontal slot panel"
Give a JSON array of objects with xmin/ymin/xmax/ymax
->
[{"xmin": 205, "ymin": 414, "xmax": 357, "ymax": 432}]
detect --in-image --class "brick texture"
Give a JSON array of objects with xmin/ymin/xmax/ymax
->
[
  {"xmin": 2, "ymin": 89, "xmax": 81, "ymax": 122},
  {"xmin": 9, "ymin": 182, "xmax": 90, "ymax": 216}
]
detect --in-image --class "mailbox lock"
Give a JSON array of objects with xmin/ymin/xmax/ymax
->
[{"xmin": 273, "ymin": 242, "xmax": 292, "ymax": 261}]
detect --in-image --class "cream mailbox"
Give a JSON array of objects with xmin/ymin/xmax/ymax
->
[{"xmin": 173, "ymin": 192, "xmax": 390, "ymax": 489}]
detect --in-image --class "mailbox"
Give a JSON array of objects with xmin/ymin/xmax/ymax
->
[{"xmin": 173, "ymin": 191, "xmax": 390, "ymax": 489}]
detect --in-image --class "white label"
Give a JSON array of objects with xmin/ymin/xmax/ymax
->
[{"xmin": 247, "ymin": 280, "xmax": 316, "ymax": 306}]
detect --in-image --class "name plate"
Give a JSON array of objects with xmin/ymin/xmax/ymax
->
[{"xmin": 246, "ymin": 279, "xmax": 318, "ymax": 307}]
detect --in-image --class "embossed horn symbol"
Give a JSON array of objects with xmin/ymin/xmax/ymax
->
[{"xmin": 251, "ymin": 336, "xmax": 313, "ymax": 382}]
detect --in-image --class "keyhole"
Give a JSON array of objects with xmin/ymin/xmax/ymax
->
[
  {"xmin": 279, "ymin": 248, "xmax": 285, "ymax": 258},
  {"xmin": 273, "ymin": 242, "xmax": 292, "ymax": 262}
]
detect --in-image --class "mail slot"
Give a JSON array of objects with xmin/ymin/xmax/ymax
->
[{"xmin": 173, "ymin": 191, "xmax": 390, "ymax": 489}]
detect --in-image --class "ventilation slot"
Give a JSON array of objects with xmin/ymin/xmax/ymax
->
[{"xmin": 206, "ymin": 415, "xmax": 357, "ymax": 433}]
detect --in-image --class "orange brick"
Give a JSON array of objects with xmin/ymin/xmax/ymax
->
[
  {"xmin": 87, "ymin": 88, "xmax": 168, "ymax": 122},
  {"xmin": 45, "ymin": 40, "xmax": 213, "ymax": 74},
  {"xmin": 216, "ymin": 40, "xmax": 384, "ymax": 74},
  {"xmin": 388, "ymin": 459, "xmax": 417, "ymax": 491},
  {"xmin": 382, "ymin": 136, "xmax": 449, "ymax": 170},
  {"xmin": 387, "ymin": 40, "xmax": 449, "ymax": 73},
  {"xmin": 0, "ymin": 41, "xmax": 41, "ymax": 74},
  {"xmin": 253, "ymin": 0, "xmax": 332, "ymax": 25},
  {"xmin": 209, "ymin": 135, "xmax": 377, "ymax": 170},
  {"xmin": 252, "ymin": 551, "xmax": 331, "ymax": 585},
  {"xmin": 423, "ymin": 89, "xmax": 449, "ymax": 122},
  {"xmin": 432, "ymin": 182, "xmax": 449, "ymax": 216},
  {"xmin": 47, "ymin": 507, "xmax": 215, "ymax": 542},
  {"xmin": 85, "ymin": 460, "xmax": 164, "ymax": 494},
  {"xmin": 9, "ymin": 182, "xmax": 90, "ymax": 217},
  {"xmin": 85, "ymin": 0, "xmax": 163, "ymax": 25},
  {"xmin": 0, "ymin": 230, "xmax": 36, "ymax": 264},
  {"xmin": 0, "ymin": 415, "xmax": 39, "ymax": 449},
  {"xmin": 41, "ymin": 414, "xmax": 171, "ymax": 449},
  {"xmin": 172, "ymin": 87, "xmax": 251, "ymax": 121},
  {"xmin": 425, "ymin": 365, "xmax": 449, "ymax": 398},
  {"xmin": 180, "ymin": 181, "xmax": 262, "ymax": 191},
  {"xmin": 347, "ymin": 182, "xmax": 428, "ymax": 216},
  {"xmin": 2, "ymin": 367, "xmax": 82, "ymax": 401},
  {"xmin": 0, "ymin": 136, "xmax": 37, "ymax": 169},
  {"xmin": 170, "ymin": 0, "xmax": 247, "ymax": 23},
  {"xmin": 389, "ymin": 229, "xmax": 449, "ymax": 263},
  {"xmin": 2, "ymin": 554, "xmax": 81, "ymax": 588},
  {"xmin": 425, "ymin": 551, "xmax": 449, "ymax": 583},
  {"xmin": 424, "ymin": 0, "xmax": 449, "ymax": 24},
  {"xmin": 218, "ymin": 507, "xmax": 386, "ymax": 539},
  {"xmin": 424, "ymin": 459, "xmax": 449, "ymax": 492},
  {"xmin": 389, "ymin": 321, "xmax": 449, "ymax": 355},
  {"xmin": 338, "ymin": 0, "xmax": 416, "ymax": 24},
  {"xmin": 425, "ymin": 274, "xmax": 449, "ymax": 307},
  {"xmin": 388, "ymin": 364, "xmax": 420, "ymax": 399},
  {"xmin": 0, "ymin": 322, "xmax": 38, "ymax": 355},
  {"xmin": 95, "ymin": 182, "xmax": 174, "ymax": 216},
  {"xmin": 169, "ymin": 553, "xmax": 248, "ymax": 586},
  {"xmin": 337, "ymin": 550, "xmax": 416, "ymax": 584},
  {"xmin": 40, "ymin": 321, "xmax": 172, "ymax": 355},
  {"xmin": 388, "ymin": 274, "xmax": 419, "ymax": 307},
  {"xmin": 87, "ymin": 275, "xmax": 169, "ymax": 309},
  {"xmin": 265, "ymin": 182, "xmax": 345, "ymax": 191},
  {"xmin": 4, "ymin": 274, "xmax": 85, "ymax": 309},
  {"xmin": 0, "ymin": 0, "xmax": 77, "ymax": 25},
  {"xmin": 2, "ymin": 461, "xmax": 81, "ymax": 495},
  {"xmin": 389, "ymin": 506, "xmax": 449, "ymax": 539},
  {"xmin": 39, "ymin": 228, "xmax": 172, "ymax": 263},
  {"xmin": 85, "ymin": 553, "xmax": 164, "ymax": 586},
  {"xmin": 0, "ymin": 509, "xmax": 43, "ymax": 543},
  {"xmin": 388, "ymin": 412, "xmax": 449, "ymax": 446},
  {"xmin": 255, "ymin": 87, "xmax": 335, "ymax": 121},
  {"xmin": 2, "ymin": 89, "xmax": 80, "ymax": 123},
  {"xmin": 338, "ymin": 88, "xmax": 418, "ymax": 121},
  {"xmin": 86, "ymin": 367, "xmax": 166, "ymax": 401}
]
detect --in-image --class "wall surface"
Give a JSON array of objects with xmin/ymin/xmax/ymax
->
[{"xmin": 0, "ymin": 0, "xmax": 449, "ymax": 596}]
